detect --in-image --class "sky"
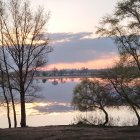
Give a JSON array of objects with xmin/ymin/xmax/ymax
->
[
  {"xmin": 30, "ymin": 0, "xmax": 119, "ymax": 70},
  {"xmin": 31, "ymin": 0, "xmax": 118, "ymax": 33}
]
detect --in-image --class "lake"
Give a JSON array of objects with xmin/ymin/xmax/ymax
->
[{"xmin": 0, "ymin": 78, "xmax": 139, "ymax": 128}]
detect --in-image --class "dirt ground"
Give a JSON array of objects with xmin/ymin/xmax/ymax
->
[{"xmin": 0, "ymin": 125, "xmax": 139, "ymax": 140}]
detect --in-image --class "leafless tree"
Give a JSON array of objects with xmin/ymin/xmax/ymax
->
[
  {"xmin": 0, "ymin": 63, "xmax": 11, "ymax": 128},
  {"xmin": 96, "ymin": 0, "xmax": 140, "ymax": 72},
  {"xmin": 0, "ymin": 0, "xmax": 51, "ymax": 127},
  {"xmin": 103, "ymin": 62, "xmax": 140, "ymax": 125}
]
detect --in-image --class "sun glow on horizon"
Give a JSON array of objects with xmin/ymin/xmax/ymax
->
[{"xmin": 39, "ymin": 56, "xmax": 118, "ymax": 71}]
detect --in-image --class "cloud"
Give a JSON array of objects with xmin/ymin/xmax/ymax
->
[
  {"xmin": 45, "ymin": 32, "xmax": 118, "ymax": 69},
  {"xmin": 33, "ymin": 103, "xmax": 73, "ymax": 113},
  {"xmin": 36, "ymin": 81, "xmax": 77, "ymax": 103},
  {"xmin": 41, "ymin": 32, "xmax": 93, "ymax": 43},
  {"xmin": 48, "ymin": 32, "xmax": 93, "ymax": 42}
]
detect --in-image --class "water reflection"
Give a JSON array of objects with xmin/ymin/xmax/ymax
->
[{"xmin": 0, "ymin": 78, "xmax": 139, "ymax": 128}]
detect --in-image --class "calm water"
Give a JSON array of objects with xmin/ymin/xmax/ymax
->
[{"xmin": 0, "ymin": 78, "xmax": 139, "ymax": 128}]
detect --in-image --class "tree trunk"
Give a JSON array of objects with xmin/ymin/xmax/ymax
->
[
  {"xmin": 4, "ymin": 91, "xmax": 11, "ymax": 128},
  {"xmin": 102, "ymin": 108, "xmax": 108, "ymax": 126},
  {"xmin": 131, "ymin": 105, "xmax": 140, "ymax": 126},
  {"xmin": 138, "ymin": 118, "xmax": 140, "ymax": 126},
  {"xmin": 6, "ymin": 101, "xmax": 11, "ymax": 128},
  {"xmin": 2, "ymin": 49, "xmax": 17, "ymax": 128},
  {"xmin": 20, "ymin": 93, "xmax": 26, "ymax": 127},
  {"xmin": 19, "ymin": 65, "xmax": 27, "ymax": 128},
  {"xmin": 6, "ymin": 81, "xmax": 17, "ymax": 128},
  {"xmin": 0, "ymin": 66, "xmax": 11, "ymax": 128},
  {"xmin": 11, "ymin": 99, "xmax": 17, "ymax": 128}
]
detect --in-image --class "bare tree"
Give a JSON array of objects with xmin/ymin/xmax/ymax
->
[
  {"xmin": 0, "ymin": 3, "xmax": 17, "ymax": 127},
  {"xmin": 103, "ymin": 62, "xmax": 140, "ymax": 125},
  {"xmin": 0, "ymin": 51, "xmax": 17, "ymax": 128},
  {"xmin": 96, "ymin": 0, "xmax": 140, "ymax": 125},
  {"xmin": 0, "ymin": 63, "xmax": 11, "ymax": 128},
  {"xmin": 0, "ymin": 0, "xmax": 51, "ymax": 127},
  {"xmin": 72, "ymin": 79, "xmax": 115, "ymax": 126},
  {"xmin": 96, "ymin": 0, "xmax": 140, "ymax": 72}
]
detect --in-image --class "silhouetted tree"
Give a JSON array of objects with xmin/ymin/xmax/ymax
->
[
  {"xmin": 96, "ymin": 0, "xmax": 140, "ymax": 72},
  {"xmin": 103, "ymin": 62, "xmax": 140, "ymax": 125},
  {"xmin": 96, "ymin": 0, "xmax": 140, "ymax": 126},
  {"xmin": 0, "ymin": 0, "xmax": 51, "ymax": 127},
  {"xmin": 72, "ymin": 79, "xmax": 115, "ymax": 126},
  {"xmin": 0, "ymin": 64, "xmax": 11, "ymax": 128}
]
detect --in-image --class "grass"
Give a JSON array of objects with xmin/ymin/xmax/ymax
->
[{"xmin": 0, "ymin": 125, "xmax": 139, "ymax": 140}]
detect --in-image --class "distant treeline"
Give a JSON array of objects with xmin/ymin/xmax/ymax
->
[{"xmin": 35, "ymin": 68, "xmax": 107, "ymax": 77}]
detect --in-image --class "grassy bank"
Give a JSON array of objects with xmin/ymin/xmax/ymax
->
[{"xmin": 0, "ymin": 125, "xmax": 139, "ymax": 140}]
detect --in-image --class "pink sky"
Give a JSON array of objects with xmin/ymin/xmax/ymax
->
[{"xmin": 40, "ymin": 56, "xmax": 118, "ymax": 70}]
